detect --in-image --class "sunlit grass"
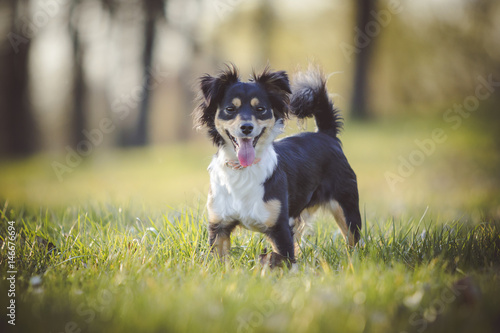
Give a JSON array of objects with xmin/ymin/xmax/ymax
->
[
  {"xmin": 0, "ymin": 204, "xmax": 499, "ymax": 333},
  {"xmin": 0, "ymin": 117, "xmax": 499, "ymax": 332}
]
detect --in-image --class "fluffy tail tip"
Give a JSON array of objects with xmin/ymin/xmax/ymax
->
[
  {"xmin": 289, "ymin": 67, "xmax": 328, "ymax": 119},
  {"xmin": 289, "ymin": 67, "xmax": 343, "ymax": 136}
]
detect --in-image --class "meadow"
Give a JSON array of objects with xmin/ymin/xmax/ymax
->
[{"xmin": 1, "ymin": 117, "xmax": 499, "ymax": 333}]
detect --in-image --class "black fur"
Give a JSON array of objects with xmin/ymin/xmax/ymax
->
[
  {"xmin": 194, "ymin": 64, "xmax": 291, "ymax": 146},
  {"xmin": 251, "ymin": 67, "xmax": 291, "ymax": 120},
  {"xmin": 196, "ymin": 65, "xmax": 362, "ymax": 267},
  {"xmin": 194, "ymin": 64, "xmax": 240, "ymax": 146},
  {"xmin": 290, "ymin": 70, "xmax": 343, "ymax": 137},
  {"xmin": 269, "ymin": 133, "xmax": 361, "ymax": 238}
]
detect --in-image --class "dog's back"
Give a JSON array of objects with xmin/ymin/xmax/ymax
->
[{"xmin": 271, "ymin": 68, "xmax": 362, "ymax": 245}]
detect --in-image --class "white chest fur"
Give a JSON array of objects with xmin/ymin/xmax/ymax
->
[{"xmin": 208, "ymin": 146, "xmax": 278, "ymax": 232}]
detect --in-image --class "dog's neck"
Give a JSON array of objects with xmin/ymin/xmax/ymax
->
[{"xmin": 210, "ymin": 145, "xmax": 277, "ymax": 178}]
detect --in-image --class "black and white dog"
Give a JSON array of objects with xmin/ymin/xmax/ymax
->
[{"xmin": 194, "ymin": 64, "xmax": 361, "ymax": 267}]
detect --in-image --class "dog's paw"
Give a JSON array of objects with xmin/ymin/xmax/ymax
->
[{"xmin": 259, "ymin": 249, "xmax": 295, "ymax": 269}]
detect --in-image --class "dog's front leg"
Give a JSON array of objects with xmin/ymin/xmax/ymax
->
[
  {"xmin": 207, "ymin": 189, "xmax": 237, "ymax": 260},
  {"xmin": 263, "ymin": 219, "xmax": 296, "ymax": 269},
  {"xmin": 208, "ymin": 221, "xmax": 237, "ymax": 259}
]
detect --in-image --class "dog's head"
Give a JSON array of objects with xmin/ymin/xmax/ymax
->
[{"xmin": 194, "ymin": 64, "xmax": 291, "ymax": 167}]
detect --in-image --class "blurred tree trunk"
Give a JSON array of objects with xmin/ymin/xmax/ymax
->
[
  {"xmin": 177, "ymin": 59, "xmax": 198, "ymax": 142},
  {"xmin": 0, "ymin": 0, "xmax": 38, "ymax": 157},
  {"xmin": 256, "ymin": 1, "xmax": 274, "ymax": 67},
  {"xmin": 350, "ymin": 0, "xmax": 376, "ymax": 120},
  {"xmin": 69, "ymin": 0, "xmax": 87, "ymax": 148},
  {"xmin": 127, "ymin": 0, "xmax": 165, "ymax": 146},
  {"xmin": 176, "ymin": 0, "xmax": 201, "ymax": 142}
]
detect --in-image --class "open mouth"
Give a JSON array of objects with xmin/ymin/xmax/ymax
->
[
  {"xmin": 225, "ymin": 128, "xmax": 266, "ymax": 167},
  {"xmin": 226, "ymin": 128, "xmax": 265, "ymax": 149}
]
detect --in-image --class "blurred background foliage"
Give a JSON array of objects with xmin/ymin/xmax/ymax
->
[{"xmin": 0, "ymin": 0, "xmax": 499, "ymax": 220}]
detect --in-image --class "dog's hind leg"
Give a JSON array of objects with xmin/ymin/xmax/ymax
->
[
  {"xmin": 290, "ymin": 216, "xmax": 305, "ymax": 255},
  {"xmin": 290, "ymin": 206, "xmax": 318, "ymax": 255},
  {"xmin": 327, "ymin": 199, "xmax": 361, "ymax": 247}
]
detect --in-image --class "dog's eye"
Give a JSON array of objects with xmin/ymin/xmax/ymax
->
[
  {"xmin": 225, "ymin": 106, "xmax": 236, "ymax": 113},
  {"xmin": 256, "ymin": 106, "xmax": 266, "ymax": 112}
]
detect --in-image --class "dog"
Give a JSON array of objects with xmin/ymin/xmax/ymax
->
[{"xmin": 194, "ymin": 64, "xmax": 362, "ymax": 268}]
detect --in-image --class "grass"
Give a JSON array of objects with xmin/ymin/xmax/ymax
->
[
  {"xmin": 1, "ymin": 205, "xmax": 499, "ymax": 333},
  {"xmin": 0, "ymin": 117, "xmax": 499, "ymax": 332}
]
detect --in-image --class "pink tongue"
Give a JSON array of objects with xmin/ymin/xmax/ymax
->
[{"xmin": 237, "ymin": 138, "xmax": 255, "ymax": 167}]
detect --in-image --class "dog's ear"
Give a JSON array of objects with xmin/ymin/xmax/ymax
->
[
  {"xmin": 252, "ymin": 67, "xmax": 291, "ymax": 120},
  {"xmin": 193, "ymin": 64, "xmax": 239, "ymax": 144}
]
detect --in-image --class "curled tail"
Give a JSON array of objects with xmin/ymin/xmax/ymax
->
[{"xmin": 289, "ymin": 68, "xmax": 343, "ymax": 137}]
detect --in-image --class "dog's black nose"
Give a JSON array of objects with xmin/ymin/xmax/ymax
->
[{"xmin": 240, "ymin": 123, "xmax": 254, "ymax": 135}]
